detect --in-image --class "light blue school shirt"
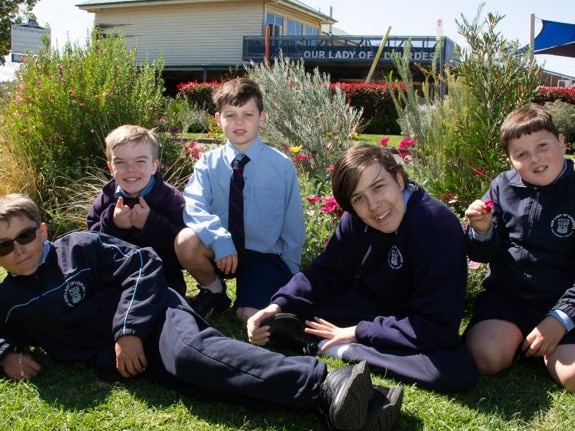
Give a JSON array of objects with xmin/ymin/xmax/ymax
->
[{"xmin": 182, "ymin": 138, "xmax": 305, "ymax": 274}]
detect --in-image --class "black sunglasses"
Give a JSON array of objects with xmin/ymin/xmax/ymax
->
[{"xmin": 0, "ymin": 226, "xmax": 40, "ymax": 257}]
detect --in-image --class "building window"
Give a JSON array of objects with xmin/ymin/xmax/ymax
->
[
  {"xmin": 287, "ymin": 19, "xmax": 303, "ymax": 36},
  {"xmin": 266, "ymin": 13, "xmax": 283, "ymax": 36},
  {"xmin": 305, "ymin": 26, "xmax": 319, "ymax": 36}
]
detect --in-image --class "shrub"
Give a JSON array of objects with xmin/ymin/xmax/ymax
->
[
  {"xmin": 246, "ymin": 55, "xmax": 363, "ymax": 179},
  {"xmin": 336, "ymin": 82, "xmax": 403, "ymax": 134},
  {"xmin": 387, "ymin": 7, "xmax": 541, "ymax": 215},
  {"xmin": 0, "ymin": 32, "xmax": 165, "ymax": 229},
  {"xmin": 543, "ymin": 99, "xmax": 575, "ymax": 148},
  {"xmin": 177, "ymin": 80, "xmax": 220, "ymax": 114},
  {"xmin": 298, "ymin": 172, "xmax": 341, "ymax": 269}
]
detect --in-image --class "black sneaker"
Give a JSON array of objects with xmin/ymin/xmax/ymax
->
[
  {"xmin": 360, "ymin": 385, "xmax": 403, "ymax": 431},
  {"xmin": 262, "ymin": 313, "xmax": 321, "ymax": 354},
  {"xmin": 189, "ymin": 288, "xmax": 231, "ymax": 319},
  {"xmin": 319, "ymin": 361, "xmax": 373, "ymax": 431}
]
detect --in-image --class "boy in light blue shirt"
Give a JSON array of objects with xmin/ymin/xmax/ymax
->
[{"xmin": 175, "ymin": 78, "xmax": 304, "ymax": 326}]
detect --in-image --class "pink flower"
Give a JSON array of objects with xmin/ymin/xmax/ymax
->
[
  {"xmin": 326, "ymin": 164, "xmax": 334, "ymax": 172},
  {"xmin": 468, "ymin": 260, "xmax": 482, "ymax": 270},
  {"xmin": 324, "ymin": 141, "xmax": 333, "ymax": 149},
  {"xmin": 183, "ymin": 141, "xmax": 204, "ymax": 160},
  {"xmin": 378, "ymin": 137, "xmax": 390, "ymax": 146},
  {"xmin": 484, "ymin": 199, "xmax": 494, "ymax": 212},
  {"xmin": 306, "ymin": 196, "xmax": 322, "ymax": 204},
  {"xmin": 398, "ymin": 137, "xmax": 416, "ymax": 150},
  {"xmin": 320, "ymin": 197, "xmax": 340, "ymax": 213},
  {"xmin": 294, "ymin": 154, "xmax": 310, "ymax": 162}
]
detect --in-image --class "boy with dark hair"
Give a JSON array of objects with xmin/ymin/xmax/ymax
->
[
  {"xmin": 88, "ymin": 124, "xmax": 188, "ymax": 296},
  {"xmin": 248, "ymin": 144, "xmax": 477, "ymax": 395},
  {"xmin": 464, "ymin": 105, "xmax": 575, "ymax": 391},
  {"xmin": 175, "ymin": 78, "xmax": 305, "ymax": 324},
  {"xmin": 0, "ymin": 193, "xmax": 397, "ymax": 431}
]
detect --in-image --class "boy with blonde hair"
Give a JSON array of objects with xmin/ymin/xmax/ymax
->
[{"xmin": 88, "ymin": 125, "xmax": 188, "ymax": 295}]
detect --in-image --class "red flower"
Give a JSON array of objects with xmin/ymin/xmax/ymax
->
[
  {"xmin": 439, "ymin": 192, "xmax": 458, "ymax": 203},
  {"xmin": 378, "ymin": 137, "xmax": 390, "ymax": 146},
  {"xmin": 484, "ymin": 199, "xmax": 494, "ymax": 212},
  {"xmin": 473, "ymin": 167, "xmax": 485, "ymax": 175},
  {"xmin": 320, "ymin": 197, "xmax": 340, "ymax": 214},
  {"xmin": 306, "ymin": 196, "xmax": 322, "ymax": 204},
  {"xmin": 398, "ymin": 137, "xmax": 416, "ymax": 150},
  {"xmin": 294, "ymin": 154, "xmax": 310, "ymax": 162}
]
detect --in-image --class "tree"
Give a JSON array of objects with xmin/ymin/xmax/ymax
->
[{"xmin": 0, "ymin": 0, "xmax": 38, "ymax": 65}]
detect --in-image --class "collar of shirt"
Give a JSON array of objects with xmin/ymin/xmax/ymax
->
[
  {"xmin": 225, "ymin": 137, "xmax": 264, "ymax": 166},
  {"xmin": 114, "ymin": 174, "xmax": 157, "ymax": 199}
]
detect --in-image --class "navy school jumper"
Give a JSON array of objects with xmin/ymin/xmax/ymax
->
[{"xmin": 0, "ymin": 232, "xmax": 325, "ymax": 410}]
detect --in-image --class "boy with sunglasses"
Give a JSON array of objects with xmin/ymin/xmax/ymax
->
[{"xmin": 0, "ymin": 193, "xmax": 401, "ymax": 431}]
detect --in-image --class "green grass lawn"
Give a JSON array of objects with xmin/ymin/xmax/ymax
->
[{"xmin": 0, "ymin": 271, "xmax": 574, "ymax": 430}]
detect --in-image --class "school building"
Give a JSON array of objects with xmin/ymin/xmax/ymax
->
[
  {"xmin": 76, "ymin": 0, "xmax": 568, "ymax": 93},
  {"xmin": 76, "ymin": 0, "xmax": 458, "ymax": 93}
]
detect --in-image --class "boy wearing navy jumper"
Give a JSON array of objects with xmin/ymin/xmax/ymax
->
[
  {"xmin": 464, "ymin": 105, "xmax": 575, "ymax": 391},
  {"xmin": 0, "ymin": 193, "xmax": 402, "ymax": 431},
  {"xmin": 88, "ymin": 125, "xmax": 188, "ymax": 296},
  {"xmin": 248, "ymin": 144, "xmax": 478, "ymax": 394}
]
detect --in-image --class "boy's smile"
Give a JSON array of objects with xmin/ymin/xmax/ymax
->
[
  {"xmin": 107, "ymin": 141, "xmax": 160, "ymax": 197},
  {"xmin": 350, "ymin": 162, "xmax": 406, "ymax": 234},
  {"xmin": 507, "ymin": 130, "xmax": 566, "ymax": 187}
]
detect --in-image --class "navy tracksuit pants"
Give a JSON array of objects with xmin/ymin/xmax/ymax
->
[
  {"xmin": 144, "ymin": 293, "xmax": 327, "ymax": 410},
  {"xmin": 297, "ymin": 287, "xmax": 478, "ymax": 393}
]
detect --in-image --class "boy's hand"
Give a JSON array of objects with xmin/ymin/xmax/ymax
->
[
  {"xmin": 115, "ymin": 335, "xmax": 147, "ymax": 378},
  {"xmin": 1, "ymin": 351, "xmax": 41, "ymax": 380},
  {"xmin": 247, "ymin": 304, "xmax": 282, "ymax": 345},
  {"xmin": 305, "ymin": 317, "xmax": 356, "ymax": 354},
  {"xmin": 465, "ymin": 199, "xmax": 493, "ymax": 235},
  {"xmin": 216, "ymin": 254, "xmax": 238, "ymax": 275},
  {"xmin": 113, "ymin": 197, "xmax": 133, "ymax": 229},
  {"xmin": 130, "ymin": 196, "xmax": 150, "ymax": 229},
  {"xmin": 522, "ymin": 316, "xmax": 566, "ymax": 358}
]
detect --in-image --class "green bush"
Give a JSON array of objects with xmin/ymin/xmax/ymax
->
[
  {"xmin": 336, "ymin": 82, "xmax": 403, "ymax": 134},
  {"xmin": 177, "ymin": 80, "xmax": 220, "ymax": 114},
  {"xmin": 246, "ymin": 55, "xmax": 363, "ymax": 179},
  {"xmin": 544, "ymin": 99, "xmax": 575, "ymax": 148},
  {"xmin": 0, "ymin": 32, "xmax": 165, "ymax": 231},
  {"xmin": 387, "ymin": 8, "xmax": 540, "ymax": 215}
]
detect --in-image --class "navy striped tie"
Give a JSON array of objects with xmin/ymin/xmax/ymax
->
[{"xmin": 228, "ymin": 154, "xmax": 250, "ymax": 252}]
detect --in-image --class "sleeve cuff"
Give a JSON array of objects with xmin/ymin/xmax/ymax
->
[
  {"xmin": 470, "ymin": 224, "xmax": 494, "ymax": 242},
  {"xmin": 547, "ymin": 309, "xmax": 575, "ymax": 332}
]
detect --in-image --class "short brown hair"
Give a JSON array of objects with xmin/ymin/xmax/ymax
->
[
  {"xmin": 105, "ymin": 125, "xmax": 159, "ymax": 161},
  {"xmin": 500, "ymin": 105, "xmax": 560, "ymax": 155},
  {"xmin": 331, "ymin": 143, "xmax": 409, "ymax": 215},
  {"xmin": 212, "ymin": 78, "xmax": 264, "ymax": 113},
  {"xmin": 0, "ymin": 193, "xmax": 41, "ymax": 226}
]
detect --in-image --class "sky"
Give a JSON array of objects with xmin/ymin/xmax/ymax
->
[{"xmin": 1, "ymin": 0, "xmax": 574, "ymax": 81}]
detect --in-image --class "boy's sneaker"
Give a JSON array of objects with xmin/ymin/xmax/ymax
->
[
  {"xmin": 262, "ymin": 313, "xmax": 321, "ymax": 354},
  {"xmin": 189, "ymin": 287, "xmax": 231, "ymax": 319},
  {"xmin": 318, "ymin": 361, "xmax": 373, "ymax": 430},
  {"xmin": 360, "ymin": 385, "xmax": 403, "ymax": 431}
]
